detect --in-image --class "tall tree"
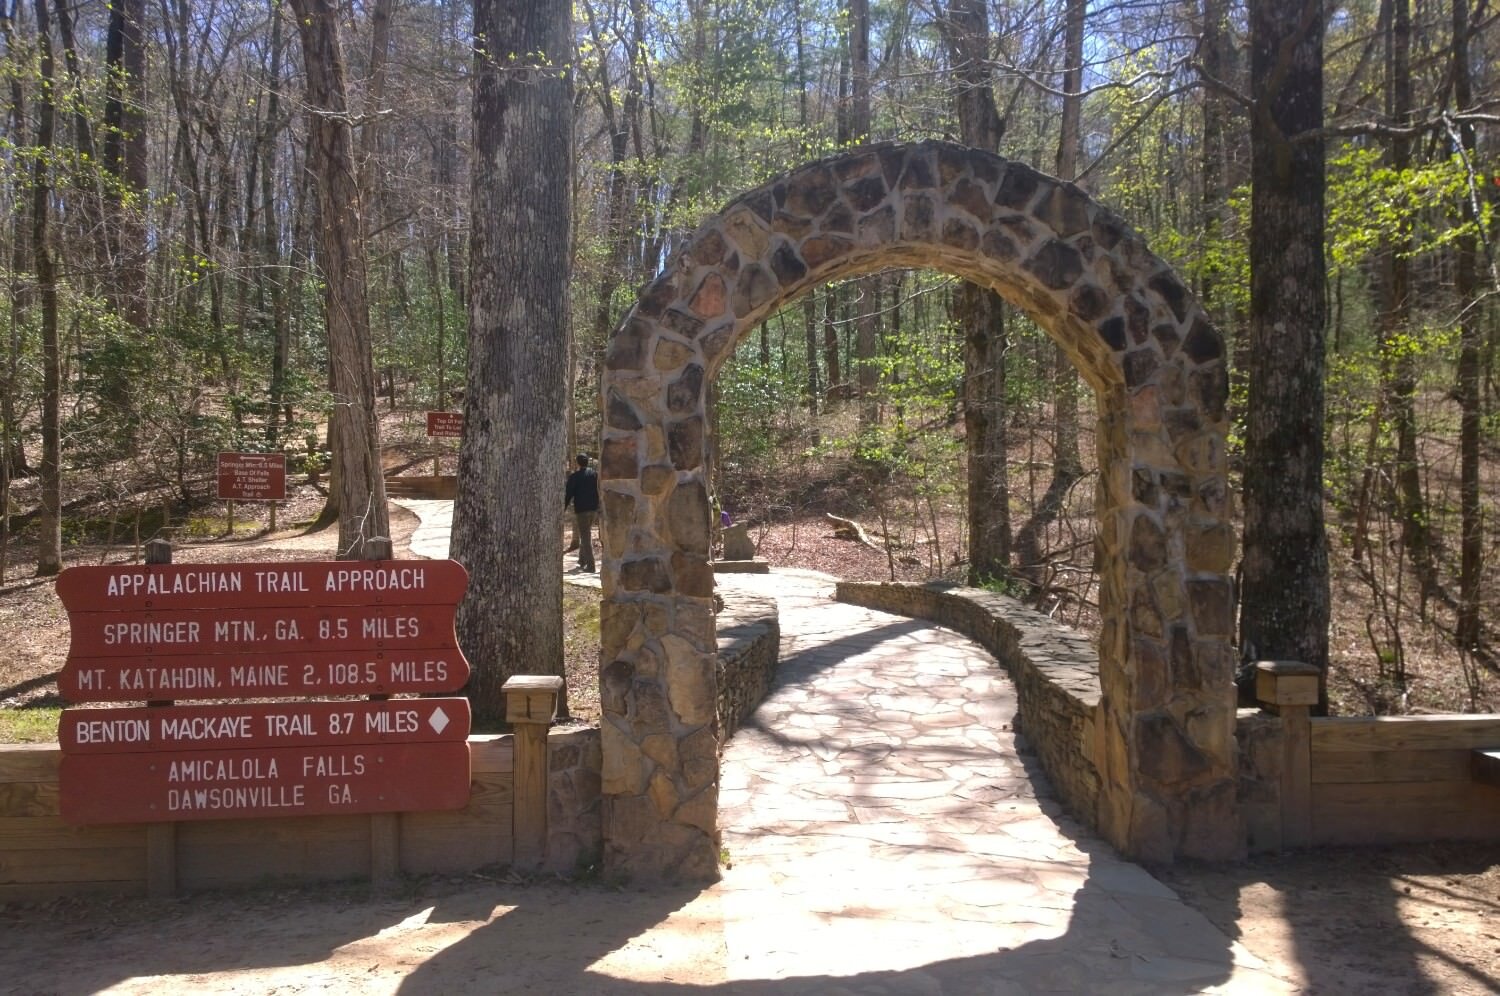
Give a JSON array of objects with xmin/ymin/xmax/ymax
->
[
  {"xmin": 1014, "ymin": 0, "xmax": 1086, "ymax": 579},
  {"xmin": 32, "ymin": 0, "xmax": 61, "ymax": 576},
  {"xmin": 452, "ymin": 0, "xmax": 572, "ymax": 721},
  {"xmin": 940, "ymin": 0, "xmax": 1011, "ymax": 583},
  {"xmin": 1450, "ymin": 0, "xmax": 1483, "ymax": 656},
  {"xmin": 1241, "ymin": 0, "xmax": 1331, "ymax": 693},
  {"xmin": 288, "ymin": 0, "xmax": 391, "ymax": 559},
  {"xmin": 848, "ymin": 0, "xmax": 880, "ymax": 429},
  {"xmin": 102, "ymin": 0, "xmax": 148, "ymax": 331}
]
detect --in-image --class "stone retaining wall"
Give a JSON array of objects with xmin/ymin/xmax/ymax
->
[
  {"xmin": 835, "ymin": 581, "xmax": 1102, "ymax": 826},
  {"xmin": 1234, "ymin": 710, "xmax": 1282, "ymax": 854},
  {"xmin": 546, "ymin": 729, "xmax": 604, "ymax": 874},
  {"xmin": 715, "ymin": 591, "xmax": 781, "ymax": 740}
]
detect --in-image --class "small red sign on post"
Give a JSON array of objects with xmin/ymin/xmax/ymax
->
[
  {"xmin": 216, "ymin": 452, "xmax": 286, "ymax": 501},
  {"xmin": 425, "ymin": 411, "xmax": 464, "ymax": 437}
]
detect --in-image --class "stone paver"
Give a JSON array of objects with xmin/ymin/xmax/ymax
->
[
  {"xmin": 401, "ymin": 501, "xmax": 1296, "ymax": 993},
  {"xmin": 711, "ymin": 569, "xmax": 1293, "ymax": 994}
]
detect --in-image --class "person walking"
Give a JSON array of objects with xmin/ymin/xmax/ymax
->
[{"xmin": 564, "ymin": 453, "xmax": 600, "ymax": 572}]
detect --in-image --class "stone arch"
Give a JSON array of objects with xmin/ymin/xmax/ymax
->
[{"xmin": 599, "ymin": 140, "xmax": 1237, "ymax": 881}]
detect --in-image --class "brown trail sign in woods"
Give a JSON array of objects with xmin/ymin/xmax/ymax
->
[
  {"xmin": 55, "ymin": 556, "xmax": 473, "ymax": 825},
  {"xmin": 216, "ymin": 452, "xmax": 287, "ymax": 501}
]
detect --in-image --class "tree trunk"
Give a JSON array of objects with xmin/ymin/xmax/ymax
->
[
  {"xmin": 288, "ymin": 0, "xmax": 390, "ymax": 560},
  {"xmin": 847, "ymin": 0, "xmax": 880, "ymax": 429},
  {"xmin": 102, "ymin": 0, "xmax": 147, "ymax": 330},
  {"xmin": 32, "ymin": 0, "xmax": 61, "ymax": 576},
  {"xmin": 941, "ymin": 0, "xmax": 1011, "ymax": 584},
  {"xmin": 451, "ymin": 0, "xmax": 571, "ymax": 723},
  {"xmin": 1241, "ymin": 0, "xmax": 1330, "ymax": 695},
  {"xmin": 1451, "ymin": 0, "xmax": 1482, "ymax": 655},
  {"xmin": 1014, "ymin": 0, "xmax": 1086, "ymax": 580},
  {"xmin": 794, "ymin": 0, "xmax": 820, "ymax": 421},
  {"xmin": 1, "ymin": 7, "xmax": 30, "ymax": 482}
]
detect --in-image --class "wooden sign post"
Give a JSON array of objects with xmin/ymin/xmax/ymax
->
[
  {"xmin": 216, "ymin": 452, "xmax": 287, "ymax": 533},
  {"xmin": 55, "ymin": 542, "xmax": 472, "ymax": 894},
  {"xmin": 425, "ymin": 411, "xmax": 463, "ymax": 476}
]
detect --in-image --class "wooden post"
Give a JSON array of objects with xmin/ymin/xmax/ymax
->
[
  {"xmin": 503, "ymin": 675, "xmax": 563, "ymax": 871},
  {"xmin": 144, "ymin": 538, "xmax": 177, "ymax": 898},
  {"xmin": 1256, "ymin": 660, "xmax": 1320, "ymax": 849},
  {"xmin": 362, "ymin": 535, "xmax": 402, "ymax": 885}
]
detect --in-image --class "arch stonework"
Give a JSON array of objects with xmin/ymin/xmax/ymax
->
[{"xmin": 599, "ymin": 140, "xmax": 1238, "ymax": 880}]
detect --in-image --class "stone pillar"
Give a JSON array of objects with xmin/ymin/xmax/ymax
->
[{"xmin": 597, "ymin": 347, "xmax": 722, "ymax": 883}]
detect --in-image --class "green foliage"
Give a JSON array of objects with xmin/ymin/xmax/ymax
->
[
  {"xmin": 717, "ymin": 349, "xmax": 806, "ymax": 465},
  {"xmin": 974, "ymin": 572, "xmax": 1027, "ymax": 598},
  {"xmin": 1327, "ymin": 146, "xmax": 1486, "ymax": 275},
  {"xmin": 0, "ymin": 706, "xmax": 61, "ymax": 744}
]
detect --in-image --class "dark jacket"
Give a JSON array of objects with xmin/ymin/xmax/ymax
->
[{"xmin": 565, "ymin": 467, "xmax": 600, "ymax": 513}]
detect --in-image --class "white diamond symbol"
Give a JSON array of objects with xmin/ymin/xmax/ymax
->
[{"xmin": 429, "ymin": 707, "xmax": 450, "ymax": 734}]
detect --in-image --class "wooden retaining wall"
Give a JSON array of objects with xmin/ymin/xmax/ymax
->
[
  {"xmin": 1308, "ymin": 715, "xmax": 1500, "ymax": 846},
  {"xmin": 0, "ymin": 731, "xmax": 608, "ymax": 903}
]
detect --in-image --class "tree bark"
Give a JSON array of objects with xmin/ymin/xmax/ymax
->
[
  {"xmin": 32, "ymin": 0, "xmax": 61, "ymax": 576},
  {"xmin": 452, "ymin": 0, "xmax": 572, "ymax": 722},
  {"xmin": 848, "ymin": 0, "xmax": 880, "ymax": 429},
  {"xmin": 1014, "ymin": 0, "xmax": 1086, "ymax": 581},
  {"xmin": 1451, "ymin": 0, "xmax": 1482, "ymax": 656},
  {"xmin": 288, "ymin": 0, "xmax": 390, "ymax": 560},
  {"xmin": 941, "ymin": 0, "xmax": 1012, "ymax": 584},
  {"xmin": 1241, "ymin": 0, "xmax": 1330, "ymax": 693},
  {"xmin": 102, "ymin": 0, "xmax": 147, "ymax": 331}
]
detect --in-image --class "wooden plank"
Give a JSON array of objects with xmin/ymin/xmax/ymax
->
[
  {"xmin": 1474, "ymin": 749, "xmax": 1500, "ymax": 786},
  {"xmin": 147, "ymin": 823, "xmax": 176, "ymax": 898},
  {"xmin": 0, "ymin": 815, "xmax": 147, "ymax": 849},
  {"xmin": 0, "ymin": 879, "xmax": 146, "ymax": 904},
  {"xmin": 1312, "ymin": 781, "xmax": 1500, "ymax": 846},
  {"xmin": 1311, "ymin": 715, "xmax": 1500, "ymax": 752},
  {"xmin": 0, "ymin": 745, "xmax": 62, "ymax": 782},
  {"xmin": 1281, "ymin": 707, "xmax": 1311, "ymax": 848},
  {"xmin": 176, "ymin": 813, "xmax": 370, "ymax": 887},
  {"xmin": 0, "ymin": 782, "xmax": 60, "ymax": 818},
  {"xmin": 469, "ymin": 736, "xmax": 514, "ymax": 775},
  {"xmin": 0, "ymin": 844, "xmax": 146, "ymax": 884},
  {"xmin": 177, "ymin": 838, "xmax": 369, "ymax": 889},
  {"xmin": 174, "ymin": 813, "xmax": 371, "ymax": 847},
  {"xmin": 399, "ymin": 819, "xmax": 510, "ymax": 874},
  {"xmin": 370, "ymin": 813, "xmax": 400, "ymax": 883},
  {"xmin": 511, "ymin": 722, "xmax": 550, "ymax": 870},
  {"xmin": 1311, "ymin": 748, "xmax": 1473, "ymax": 784}
]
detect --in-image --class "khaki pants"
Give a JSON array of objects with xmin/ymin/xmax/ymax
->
[{"xmin": 574, "ymin": 510, "xmax": 596, "ymax": 571}]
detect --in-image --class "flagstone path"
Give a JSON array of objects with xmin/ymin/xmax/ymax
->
[{"xmin": 400, "ymin": 499, "xmax": 1297, "ymax": 993}]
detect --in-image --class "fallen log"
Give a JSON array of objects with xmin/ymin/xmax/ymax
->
[{"xmin": 825, "ymin": 512, "xmax": 880, "ymax": 549}]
